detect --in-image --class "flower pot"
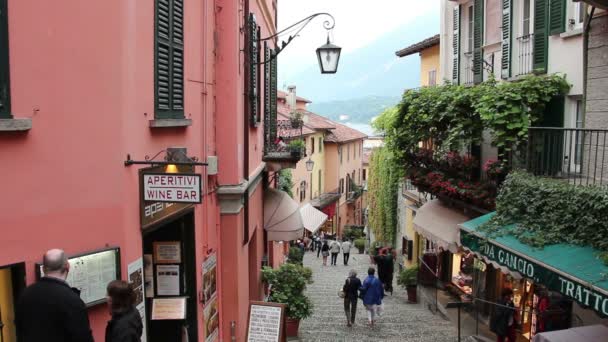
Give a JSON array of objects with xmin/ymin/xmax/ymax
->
[
  {"xmin": 406, "ymin": 285, "xmax": 417, "ymax": 303},
  {"xmin": 357, "ymin": 247, "xmax": 364, "ymax": 254},
  {"xmin": 286, "ymin": 318, "xmax": 300, "ymax": 337},
  {"xmin": 290, "ymin": 151, "xmax": 301, "ymax": 158}
]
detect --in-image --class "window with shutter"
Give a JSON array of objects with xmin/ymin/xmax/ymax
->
[
  {"xmin": 0, "ymin": 0, "xmax": 11, "ymax": 119},
  {"xmin": 549, "ymin": 0, "xmax": 566, "ymax": 35},
  {"xmin": 452, "ymin": 5, "xmax": 461, "ymax": 84},
  {"xmin": 248, "ymin": 14, "xmax": 260, "ymax": 126},
  {"xmin": 533, "ymin": 0, "xmax": 548, "ymax": 73},
  {"xmin": 501, "ymin": 0, "xmax": 512, "ymax": 79},
  {"xmin": 473, "ymin": 0, "xmax": 484, "ymax": 84},
  {"xmin": 155, "ymin": 0, "xmax": 184, "ymax": 119}
]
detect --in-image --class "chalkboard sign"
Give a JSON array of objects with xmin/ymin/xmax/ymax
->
[
  {"xmin": 37, "ymin": 247, "xmax": 121, "ymax": 307},
  {"xmin": 246, "ymin": 301, "xmax": 286, "ymax": 342}
]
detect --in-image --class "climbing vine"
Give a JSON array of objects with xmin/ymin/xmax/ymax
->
[
  {"xmin": 277, "ymin": 169, "xmax": 294, "ymax": 198},
  {"xmin": 367, "ymin": 147, "xmax": 402, "ymax": 245},
  {"xmin": 375, "ymin": 74, "xmax": 571, "ymax": 166}
]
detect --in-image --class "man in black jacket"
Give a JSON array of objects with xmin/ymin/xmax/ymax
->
[{"xmin": 15, "ymin": 249, "xmax": 95, "ymax": 342}]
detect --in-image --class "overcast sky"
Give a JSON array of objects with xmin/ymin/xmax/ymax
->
[{"xmin": 277, "ymin": 0, "xmax": 440, "ymax": 83}]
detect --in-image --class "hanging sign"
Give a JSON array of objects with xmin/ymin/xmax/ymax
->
[
  {"xmin": 143, "ymin": 173, "xmax": 202, "ymax": 203},
  {"xmin": 140, "ymin": 166, "xmax": 196, "ymax": 230}
]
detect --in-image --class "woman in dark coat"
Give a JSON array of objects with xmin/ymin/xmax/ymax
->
[
  {"xmin": 490, "ymin": 288, "xmax": 517, "ymax": 342},
  {"xmin": 106, "ymin": 280, "xmax": 143, "ymax": 342},
  {"xmin": 321, "ymin": 241, "xmax": 330, "ymax": 266}
]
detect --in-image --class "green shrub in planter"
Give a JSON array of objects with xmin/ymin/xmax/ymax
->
[
  {"xmin": 261, "ymin": 263, "xmax": 314, "ymax": 320},
  {"xmin": 354, "ymin": 238, "xmax": 366, "ymax": 251},
  {"xmin": 397, "ymin": 265, "xmax": 419, "ymax": 288},
  {"xmin": 287, "ymin": 246, "xmax": 303, "ymax": 265}
]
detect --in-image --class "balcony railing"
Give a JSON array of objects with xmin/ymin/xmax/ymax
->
[
  {"xmin": 263, "ymin": 119, "xmax": 304, "ymax": 162},
  {"xmin": 526, "ymin": 127, "xmax": 608, "ymax": 187},
  {"xmin": 516, "ymin": 34, "xmax": 534, "ymax": 76},
  {"xmin": 463, "ymin": 51, "xmax": 474, "ymax": 85}
]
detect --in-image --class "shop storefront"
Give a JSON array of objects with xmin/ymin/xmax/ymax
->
[
  {"xmin": 460, "ymin": 213, "xmax": 608, "ymax": 339},
  {"xmin": 139, "ymin": 164, "xmax": 203, "ymax": 342}
]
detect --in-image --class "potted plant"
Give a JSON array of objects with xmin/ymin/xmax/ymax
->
[
  {"xmin": 261, "ymin": 263, "xmax": 313, "ymax": 337},
  {"xmin": 397, "ymin": 265, "xmax": 419, "ymax": 303},
  {"xmin": 287, "ymin": 246, "xmax": 304, "ymax": 265},
  {"xmin": 288, "ymin": 139, "xmax": 305, "ymax": 158},
  {"xmin": 354, "ymin": 238, "xmax": 366, "ymax": 254},
  {"xmin": 290, "ymin": 111, "xmax": 304, "ymax": 128}
]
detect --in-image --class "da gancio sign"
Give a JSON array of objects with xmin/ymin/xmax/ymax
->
[{"xmin": 143, "ymin": 173, "xmax": 202, "ymax": 203}]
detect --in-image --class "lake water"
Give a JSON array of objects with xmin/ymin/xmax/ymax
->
[{"xmin": 342, "ymin": 122, "xmax": 375, "ymax": 136}]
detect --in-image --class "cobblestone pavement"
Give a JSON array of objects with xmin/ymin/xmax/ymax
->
[{"xmin": 295, "ymin": 251, "xmax": 458, "ymax": 342}]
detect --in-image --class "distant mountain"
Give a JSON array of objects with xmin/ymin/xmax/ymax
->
[
  {"xmin": 279, "ymin": 14, "xmax": 440, "ymax": 102},
  {"xmin": 307, "ymin": 95, "xmax": 400, "ymax": 124}
]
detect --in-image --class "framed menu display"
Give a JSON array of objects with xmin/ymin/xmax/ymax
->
[
  {"xmin": 151, "ymin": 297, "xmax": 187, "ymax": 320},
  {"xmin": 246, "ymin": 301, "xmax": 286, "ymax": 342},
  {"xmin": 36, "ymin": 247, "xmax": 121, "ymax": 307},
  {"xmin": 153, "ymin": 241, "xmax": 182, "ymax": 264}
]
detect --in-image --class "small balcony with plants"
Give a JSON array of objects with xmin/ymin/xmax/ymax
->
[
  {"xmin": 263, "ymin": 114, "xmax": 305, "ymax": 170},
  {"xmin": 346, "ymin": 179, "xmax": 364, "ymax": 204}
]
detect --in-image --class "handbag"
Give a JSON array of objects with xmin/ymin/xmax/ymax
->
[{"xmin": 339, "ymin": 278, "xmax": 349, "ymax": 298}]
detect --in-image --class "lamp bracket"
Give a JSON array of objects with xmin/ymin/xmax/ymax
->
[
  {"xmin": 257, "ymin": 12, "xmax": 336, "ymax": 66},
  {"xmin": 124, "ymin": 150, "xmax": 208, "ymax": 167}
]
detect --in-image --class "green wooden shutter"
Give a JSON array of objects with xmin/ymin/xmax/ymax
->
[
  {"xmin": 501, "ymin": 0, "xmax": 512, "ymax": 79},
  {"xmin": 533, "ymin": 0, "xmax": 548, "ymax": 73},
  {"xmin": 155, "ymin": 0, "xmax": 184, "ymax": 119},
  {"xmin": 452, "ymin": 5, "xmax": 461, "ymax": 84},
  {"xmin": 0, "ymin": 0, "xmax": 11, "ymax": 118},
  {"xmin": 248, "ymin": 14, "xmax": 259, "ymax": 126},
  {"xmin": 473, "ymin": 0, "xmax": 484, "ymax": 84},
  {"xmin": 263, "ymin": 42, "xmax": 270, "ymax": 128},
  {"xmin": 269, "ymin": 51, "xmax": 278, "ymax": 142},
  {"xmin": 549, "ymin": 0, "xmax": 566, "ymax": 35}
]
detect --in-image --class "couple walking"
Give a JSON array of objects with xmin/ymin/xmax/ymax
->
[
  {"xmin": 320, "ymin": 239, "xmax": 352, "ymax": 266},
  {"xmin": 342, "ymin": 267, "xmax": 384, "ymax": 327}
]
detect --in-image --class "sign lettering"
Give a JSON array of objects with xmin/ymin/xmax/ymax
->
[
  {"xmin": 143, "ymin": 174, "xmax": 202, "ymax": 203},
  {"xmin": 462, "ymin": 230, "xmax": 608, "ymax": 317}
]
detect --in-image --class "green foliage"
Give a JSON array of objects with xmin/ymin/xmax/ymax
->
[
  {"xmin": 287, "ymin": 246, "xmax": 304, "ymax": 265},
  {"xmin": 377, "ymin": 74, "xmax": 570, "ymax": 165},
  {"xmin": 261, "ymin": 263, "xmax": 314, "ymax": 320},
  {"xmin": 482, "ymin": 171, "xmax": 608, "ymax": 256},
  {"xmin": 288, "ymin": 139, "xmax": 306, "ymax": 150},
  {"xmin": 278, "ymin": 169, "xmax": 294, "ymax": 198},
  {"xmin": 343, "ymin": 226, "xmax": 365, "ymax": 241},
  {"xmin": 354, "ymin": 238, "xmax": 366, "ymax": 250},
  {"xmin": 397, "ymin": 265, "xmax": 419, "ymax": 288},
  {"xmin": 367, "ymin": 147, "xmax": 401, "ymax": 245}
]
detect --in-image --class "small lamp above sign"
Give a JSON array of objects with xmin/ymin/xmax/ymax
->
[{"xmin": 316, "ymin": 36, "xmax": 342, "ymax": 74}]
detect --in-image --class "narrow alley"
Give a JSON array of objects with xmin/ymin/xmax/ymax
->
[{"xmin": 295, "ymin": 251, "xmax": 457, "ymax": 342}]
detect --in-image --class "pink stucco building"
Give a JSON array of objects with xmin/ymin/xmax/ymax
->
[{"xmin": 0, "ymin": 0, "xmax": 281, "ymax": 341}]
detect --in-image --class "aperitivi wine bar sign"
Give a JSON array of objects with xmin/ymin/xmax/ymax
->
[{"xmin": 143, "ymin": 173, "xmax": 202, "ymax": 203}]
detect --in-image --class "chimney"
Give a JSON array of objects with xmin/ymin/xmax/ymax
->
[{"xmin": 287, "ymin": 85, "xmax": 296, "ymax": 111}]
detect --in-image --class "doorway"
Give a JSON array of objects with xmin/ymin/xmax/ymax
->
[
  {"xmin": 0, "ymin": 263, "xmax": 25, "ymax": 342},
  {"xmin": 143, "ymin": 212, "xmax": 198, "ymax": 342}
]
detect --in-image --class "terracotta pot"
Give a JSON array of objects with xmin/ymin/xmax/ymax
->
[
  {"xmin": 286, "ymin": 318, "xmax": 300, "ymax": 337},
  {"xmin": 406, "ymin": 285, "xmax": 417, "ymax": 303}
]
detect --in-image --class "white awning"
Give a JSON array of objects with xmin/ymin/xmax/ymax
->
[
  {"xmin": 263, "ymin": 188, "xmax": 304, "ymax": 241},
  {"xmin": 299, "ymin": 203, "xmax": 328, "ymax": 233},
  {"xmin": 413, "ymin": 199, "xmax": 469, "ymax": 253},
  {"xmin": 533, "ymin": 325, "xmax": 608, "ymax": 342}
]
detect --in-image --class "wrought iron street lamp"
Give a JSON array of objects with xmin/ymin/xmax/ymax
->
[
  {"xmin": 259, "ymin": 13, "xmax": 341, "ymax": 74},
  {"xmin": 316, "ymin": 37, "xmax": 341, "ymax": 74},
  {"xmin": 305, "ymin": 158, "xmax": 315, "ymax": 172}
]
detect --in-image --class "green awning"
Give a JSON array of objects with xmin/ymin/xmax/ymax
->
[{"xmin": 459, "ymin": 213, "xmax": 608, "ymax": 318}]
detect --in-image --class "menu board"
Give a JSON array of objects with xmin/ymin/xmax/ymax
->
[
  {"xmin": 151, "ymin": 297, "xmax": 187, "ymax": 320},
  {"xmin": 38, "ymin": 248, "xmax": 120, "ymax": 307},
  {"xmin": 246, "ymin": 302, "xmax": 285, "ymax": 342}
]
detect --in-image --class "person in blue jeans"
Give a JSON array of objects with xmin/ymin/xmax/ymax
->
[{"xmin": 360, "ymin": 267, "xmax": 384, "ymax": 326}]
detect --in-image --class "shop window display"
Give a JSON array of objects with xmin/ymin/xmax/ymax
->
[{"xmin": 451, "ymin": 252, "xmax": 474, "ymax": 296}]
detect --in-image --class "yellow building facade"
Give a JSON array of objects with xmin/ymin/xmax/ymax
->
[{"xmin": 395, "ymin": 35, "xmax": 440, "ymax": 268}]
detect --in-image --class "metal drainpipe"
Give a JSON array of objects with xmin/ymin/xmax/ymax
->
[
  {"xmin": 230, "ymin": 320, "xmax": 236, "ymax": 341},
  {"xmin": 243, "ymin": 0, "xmax": 250, "ymax": 245},
  {"xmin": 582, "ymin": 5, "xmax": 596, "ymax": 127}
]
